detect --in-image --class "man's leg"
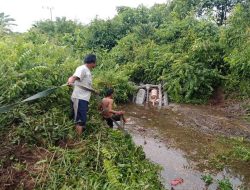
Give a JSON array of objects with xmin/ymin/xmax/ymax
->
[
  {"xmin": 112, "ymin": 114, "xmax": 121, "ymax": 121},
  {"xmin": 75, "ymin": 99, "xmax": 88, "ymax": 135},
  {"xmin": 105, "ymin": 118, "xmax": 114, "ymax": 128},
  {"xmin": 113, "ymin": 114, "xmax": 126, "ymax": 123},
  {"xmin": 76, "ymin": 124, "xmax": 84, "ymax": 135},
  {"xmin": 111, "ymin": 114, "xmax": 126, "ymax": 128}
]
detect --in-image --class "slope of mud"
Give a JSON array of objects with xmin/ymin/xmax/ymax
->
[
  {"xmin": 168, "ymin": 103, "xmax": 250, "ymax": 139},
  {"xmin": 0, "ymin": 144, "xmax": 51, "ymax": 190},
  {"xmin": 121, "ymin": 103, "xmax": 250, "ymax": 190}
]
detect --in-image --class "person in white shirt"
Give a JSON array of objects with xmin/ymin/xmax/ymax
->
[{"xmin": 67, "ymin": 54, "xmax": 96, "ymax": 135}]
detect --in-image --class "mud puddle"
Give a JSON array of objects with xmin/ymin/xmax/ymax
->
[{"xmin": 121, "ymin": 104, "xmax": 250, "ymax": 190}]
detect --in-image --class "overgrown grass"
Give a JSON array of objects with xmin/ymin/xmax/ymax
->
[
  {"xmin": 36, "ymin": 126, "xmax": 163, "ymax": 190},
  {"xmin": 204, "ymin": 137, "xmax": 250, "ymax": 171},
  {"xmin": 0, "ymin": 33, "xmax": 162, "ymax": 189},
  {"xmin": 1, "ymin": 101, "xmax": 163, "ymax": 189},
  {"xmin": 218, "ymin": 178, "xmax": 233, "ymax": 190}
]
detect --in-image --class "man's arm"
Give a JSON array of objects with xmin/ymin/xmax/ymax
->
[
  {"xmin": 67, "ymin": 76, "xmax": 79, "ymax": 86},
  {"xmin": 108, "ymin": 99, "xmax": 124, "ymax": 115},
  {"xmin": 68, "ymin": 66, "xmax": 84, "ymax": 86},
  {"xmin": 67, "ymin": 76, "xmax": 99, "ymax": 94}
]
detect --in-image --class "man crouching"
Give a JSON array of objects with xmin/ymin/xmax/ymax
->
[
  {"xmin": 100, "ymin": 89, "xmax": 126, "ymax": 128},
  {"xmin": 67, "ymin": 54, "xmax": 96, "ymax": 135}
]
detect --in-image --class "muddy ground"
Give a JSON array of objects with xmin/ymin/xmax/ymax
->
[
  {"xmin": 0, "ymin": 136, "xmax": 85, "ymax": 190},
  {"xmin": 0, "ymin": 100, "xmax": 249, "ymax": 190},
  {"xmin": 122, "ymin": 101, "xmax": 250, "ymax": 189},
  {"xmin": 0, "ymin": 144, "xmax": 51, "ymax": 190},
  {"xmin": 166, "ymin": 100, "xmax": 250, "ymax": 140}
]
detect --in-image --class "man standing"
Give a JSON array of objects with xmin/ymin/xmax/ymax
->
[{"xmin": 67, "ymin": 54, "xmax": 96, "ymax": 135}]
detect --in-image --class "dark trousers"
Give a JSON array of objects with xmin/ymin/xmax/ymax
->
[
  {"xmin": 104, "ymin": 115, "xmax": 122, "ymax": 128},
  {"xmin": 70, "ymin": 99, "xmax": 89, "ymax": 127}
]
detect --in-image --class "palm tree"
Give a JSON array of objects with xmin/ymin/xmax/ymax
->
[{"xmin": 0, "ymin": 12, "xmax": 16, "ymax": 34}]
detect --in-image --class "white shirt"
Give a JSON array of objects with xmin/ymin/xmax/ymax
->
[{"xmin": 71, "ymin": 64, "xmax": 92, "ymax": 102}]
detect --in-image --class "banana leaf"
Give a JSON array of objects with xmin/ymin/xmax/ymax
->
[
  {"xmin": 22, "ymin": 87, "xmax": 58, "ymax": 103},
  {"xmin": 0, "ymin": 103, "xmax": 20, "ymax": 113},
  {"xmin": 0, "ymin": 83, "xmax": 98, "ymax": 114},
  {"xmin": 0, "ymin": 86, "xmax": 62, "ymax": 113}
]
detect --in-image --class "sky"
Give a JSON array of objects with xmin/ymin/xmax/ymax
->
[{"xmin": 0, "ymin": 0, "xmax": 168, "ymax": 32}]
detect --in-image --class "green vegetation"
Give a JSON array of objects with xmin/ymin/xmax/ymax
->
[
  {"xmin": 201, "ymin": 174, "xmax": 213, "ymax": 186},
  {"xmin": 38, "ymin": 128, "xmax": 162, "ymax": 189},
  {"xmin": 194, "ymin": 137, "xmax": 250, "ymax": 174},
  {"xmin": 0, "ymin": 33, "xmax": 161, "ymax": 189},
  {"xmin": 186, "ymin": 135, "xmax": 250, "ymax": 171},
  {"xmin": 0, "ymin": 0, "xmax": 250, "ymax": 189},
  {"xmin": 0, "ymin": 12, "xmax": 16, "ymax": 35},
  {"xmin": 24, "ymin": 0, "xmax": 250, "ymax": 103},
  {"xmin": 201, "ymin": 175, "xmax": 234, "ymax": 189},
  {"xmin": 218, "ymin": 178, "xmax": 233, "ymax": 190},
  {"xmin": 14, "ymin": 0, "xmax": 250, "ymax": 103}
]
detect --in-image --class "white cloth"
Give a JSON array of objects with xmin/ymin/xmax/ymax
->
[{"xmin": 71, "ymin": 65, "xmax": 92, "ymax": 102}]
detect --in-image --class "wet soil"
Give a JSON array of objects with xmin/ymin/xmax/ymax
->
[
  {"xmin": 0, "ymin": 136, "xmax": 84, "ymax": 190},
  {"xmin": 167, "ymin": 103, "xmax": 250, "ymax": 139},
  {"xmin": 0, "ymin": 144, "xmax": 52, "ymax": 190},
  {"xmin": 121, "ymin": 103, "xmax": 250, "ymax": 190}
]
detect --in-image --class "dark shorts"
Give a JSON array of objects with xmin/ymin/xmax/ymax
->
[
  {"xmin": 104, "ymin": 115, "xmax": 121, "ymax": 128},
  {"xmin": 71, "ymin": 98, "xmax": 89, "ymax": 127}
]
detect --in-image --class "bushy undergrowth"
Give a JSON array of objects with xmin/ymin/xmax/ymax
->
[
  {"xmin": 37, "ymin": 127, "xmax": 162, "ymax": 190},
  {"xmin": 1, "ymin": 0, "xmax": 250, "ymax": 189},
  {"xmin": 3, "ymin": 1, "xmax": 248, "ymax": 104},
  {"xmin": 0, "ymin": 33, "xmax": 162, "ymax": 189}
]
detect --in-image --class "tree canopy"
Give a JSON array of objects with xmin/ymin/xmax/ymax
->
[
  {"xmin": 0, "ymin": 12, "xmax": 16, "ymax": 34},
  {"xmin": 1, "ymin": 0, "xmax": 249, "ymax": 103}
]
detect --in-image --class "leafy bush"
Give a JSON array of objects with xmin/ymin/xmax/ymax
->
[
  {"xmin": 201, "ymin": 174, "xmax": 213, "ymax": 186},
  {"xmin": 94, "ymin": 69, "xmax": 135, "ymax": 103},
  {"xmin": 223, "ymin": 3, "xmax": 250, "ymax": 99},
  {"xmin": 218, "ymin": 178, "xmax": 233, "ymax": 190},
  {"xmin": 0, "ymin": 28, "xmax": 161, "ymax": 189},
  {"xmin": 37, "ymin": 127, "xmax": 163, "ymax": 190},
  {"xmin": 1, "ymin": 0, "xmax": 250, "ymax": 188},
  {"xmin": 232, "ymin": 145, "xmax": 250, "ymax": 161}
]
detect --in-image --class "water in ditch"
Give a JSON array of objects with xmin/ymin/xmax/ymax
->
[{"xmin": 120, "ymin": 104, "xmax": 250, "ymax": 190}]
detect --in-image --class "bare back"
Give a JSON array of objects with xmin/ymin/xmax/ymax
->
[{"xmin": 101, "ymin": 97, "xmax": 113, "ymax": 118}]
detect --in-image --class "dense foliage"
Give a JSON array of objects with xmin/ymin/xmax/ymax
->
[
  {"xmin": 0, "ymin": 0, "xmax": 250, "ymax": 189},
  {"xmin": 0, "ymin": 12, "xmax": 16, "ymax": 35},
  {"xmin": 0, "ymin": 33, "xmax": 162, "ymax": 189},
  {"xmin": 28, "ymin": 0, "xmax": 250, "ymax": 103}
]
